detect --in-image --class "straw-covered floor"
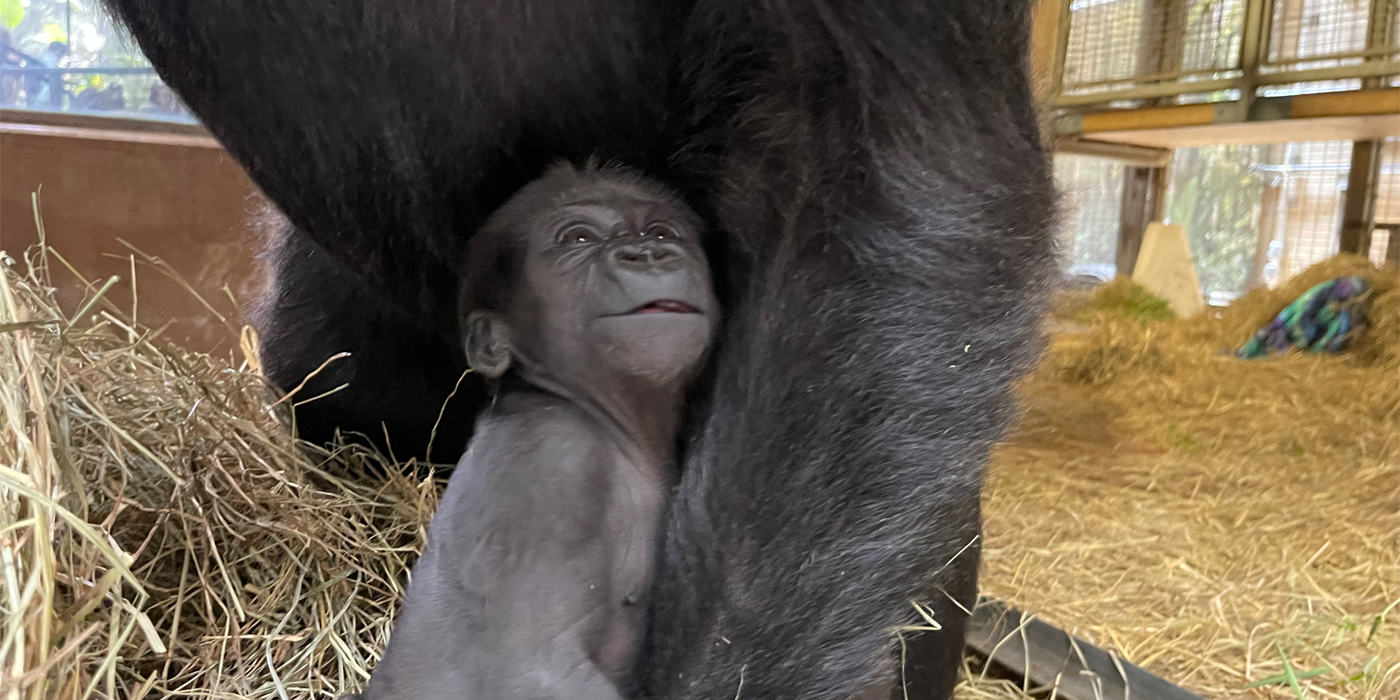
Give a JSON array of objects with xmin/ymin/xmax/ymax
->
[
  {"xmin": 1, "ymin": 240, "xmax": 1394, "ymax": 699},
  {"xmin": 975, "ymin": 255, "xmax": 1399, "ymax": 700}
]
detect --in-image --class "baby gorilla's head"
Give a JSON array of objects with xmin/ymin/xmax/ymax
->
[{"xmin": 460, "ymin": 162, "xmax": 717, "ymax": 393}]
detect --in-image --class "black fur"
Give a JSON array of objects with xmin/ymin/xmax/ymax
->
[{"xmin": 102, "ymin": 1, "xmax": 1055, "ymax": 698}]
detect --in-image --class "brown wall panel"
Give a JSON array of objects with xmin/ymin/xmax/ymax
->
[{"xmin": 0, "ymin": 125, "xmax": 263, "ymax": 354}]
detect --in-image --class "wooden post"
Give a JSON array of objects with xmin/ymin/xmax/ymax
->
[
  {"xmin": 1339, "ymin": 140, "xmax": 1383, "ymax": 255},
  {"xmin": 1118, "ymin": 166, "xmax": 1162, "ymax": 275},
  {"xmin": 1029, "ymin": 0, "xmax": 1065, "ymax": 106},
  {"xmin": 1238, "ymin": 0, "xmax": 1270, "ymax": 112}
]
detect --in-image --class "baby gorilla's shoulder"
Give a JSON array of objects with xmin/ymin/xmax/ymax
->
[{"xmin": 465, "ymin": 400, "xmax": 616, "ymax": 484}]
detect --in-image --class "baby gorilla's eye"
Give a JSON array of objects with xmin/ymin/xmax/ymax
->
[
  {"xmin": 560, "ymin": 224, "xmax": 601, "ymax": 244},
  {"xmin": 644, "ymin": 223, "xmax": 680, "ymax": 240}
]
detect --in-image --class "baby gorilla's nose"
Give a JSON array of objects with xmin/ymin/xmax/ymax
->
[{"xmin": 612, "ymin": 242, "xmax": 681, "ymax": 272}]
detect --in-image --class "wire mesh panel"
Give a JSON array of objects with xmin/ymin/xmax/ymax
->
[
  {"xmin": 1054, "ymin": 154, "xmax": 1127, "ymax": 278},
  {"xmin": 1266, "ymin": 0, "xmax": 1374, "ymax": 68},
  {"xmin": 1377, "ymin": 138, "xmax": 1400, "ymax": 226},
  {"xmin": 1260, "ymin": 0, "xmax": 1399, "ymax": 94},
  {"xmin": 1271, "ymin": 141, "xmax": 1353, "ymax": 278},
  {"xmin": 1063, "ymin": 0, "xmax": 1148, "ymax": 90},
  {"xmin": 1373, "ymin": 137, "xmax": 1400, "ymax": 264},
  {"xmin": 1061, "ymin": 0, "xmax": 1246, "ymax": 97},
  {"xmin": 1178, "ymin": 0, "xmax": 1248, "ymax": 75},
  {"xmin": 1052, "ymin": 0, "xmax": 1400, "ymax": 104},
  {"xmin": 1165, "ymin": 144, "xmax": 1270, "ymax": 297},
  {"xmin": 1164, "ymin": 141, "xmax": 1354, "ymax": 293}
]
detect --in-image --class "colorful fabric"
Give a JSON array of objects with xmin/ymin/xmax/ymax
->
[{"xmin": 1236, "ymin": 276, "xmax": 1371, "ymax": 359}]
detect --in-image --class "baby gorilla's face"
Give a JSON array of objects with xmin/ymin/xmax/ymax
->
[{"xmin": 508, "ymin": 184, "xmax": 717, "ymax": 388}]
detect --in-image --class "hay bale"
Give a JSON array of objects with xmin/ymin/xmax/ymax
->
[
  {"xmin": 1055, "ymin": 277, "xmax": 1177, "ymax": 327},
  {"xmin": 0, "ymin": 246, "xmax": 438, "ymax": 698}
]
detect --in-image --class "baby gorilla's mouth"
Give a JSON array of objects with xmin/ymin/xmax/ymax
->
[{"xmin": 632, "ymin": 300, "xmax": 699, "ymax": 314}]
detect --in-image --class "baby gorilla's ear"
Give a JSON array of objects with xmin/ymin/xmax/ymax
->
[{"xmin": 464, "ymin": 311, "xmax": 513, "ymax": 380}]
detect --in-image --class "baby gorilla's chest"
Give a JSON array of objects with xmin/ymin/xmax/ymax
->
[{"xmin": 587, "ymin": 456, "xmax": 671, "ymax": 680}]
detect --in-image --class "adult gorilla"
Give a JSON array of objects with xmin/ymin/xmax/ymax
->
[{"xmin": 102, "ymin": 1, "xmax": 1055, "ymax": 698}]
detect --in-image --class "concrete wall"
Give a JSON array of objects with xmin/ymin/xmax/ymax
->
[{"xmin": 0, "ymin": 122, "xmax": 262, "ymax": 354}]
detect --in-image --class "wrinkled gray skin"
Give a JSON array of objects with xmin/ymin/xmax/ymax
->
[{"xmin": 352, "ymin": 164, "xmax": 718, "ymax": 700}]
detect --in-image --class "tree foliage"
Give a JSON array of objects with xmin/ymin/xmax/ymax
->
[{"xmin": 1166, "ymin": 144, "xmax": 1268, "ymax": 296}]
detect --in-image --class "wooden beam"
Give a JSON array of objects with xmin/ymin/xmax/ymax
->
[
  {"xmin": 0, "ymin": 108, "xmax": 207, "ymax": 136},
  {"xmin": 1061, "ymin": 89, "xmax": 1400, "ymax": 148},
  {"xmin": 1063, "ymin": 89, "xmax": 1400, "ymax": 138},
  {"xmin": 967, "ymin": 599, "xmax": 1205, "ymax": 700},
  {"xmin": 1055, "ymin": 78, "xmax": 1239, "ymax": 107},
  {"xmin": 1119, "ymin": 166, "xmax": 1157, "ymax": 275},
  {"xmin": 1289, "ymin": 89, "xmax": 1400, "ymax": 119},
  {"xmin": 0, "ymin": 122, "xmax": 221, "ymax": 149},
  {"xmin": 1056, "ymin": 138, "xmax": 1172, "ymax": 168},
  {"xmin": 1029, "ymin": 0, "xmax": 1065, "ymax": 106},
  {"xmin": 1079, "ymin": 114, "xmax": 1400, "ymax": 149},
  {"xmin": 1339, "ymin": 140, "xmax": 1384, "ymax": 255},
  {"xmin": 1078, "ymin": 104, "xmax": 1218, "ymax": 133}
]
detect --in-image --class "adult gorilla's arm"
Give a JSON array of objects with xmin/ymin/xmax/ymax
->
[
  {"xmin": 104, "ymin": 0, "xmax": 681, "ymax": 323},
  {"xmin": 639, "ymin": 1, "xmax": 1055, "ymax": 698},
  {"xmin": 101, "ymin": 0, "xmax": 684, "ymax": 458}
]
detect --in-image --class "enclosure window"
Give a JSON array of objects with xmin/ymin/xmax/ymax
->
[
  {"xmin": 1165, "ymin": 140, "xmax": 1353, "ymax": 300},
  {"xmin": 1260, "ymin": 0, "xmax": 1388, "ymax": 97},
  {"xmin": 0, "ymin": 0, "xmax": 193, "ymax": 122},
  {"xmin": 1061, "ymin": 0, "xmax": 1246, "ymax": 100},
  {"xmin": 1054, "ymin": 154, "xmax": 1126, "ymax": 280},
  {"xmin": 1165, "ymin": 144, "xmax": 1269, "ymax": 301},
  {"xmin": 1063, "ymin": 0, "xmax": 1147, "ymax": 90},
  {"xmin": 1266, "ymin": 0, "xmax": 1373, "ymax": 68},
  {"xmin": 1270, "ymin": 141, "xmax": 1352, "ymax": 278}
]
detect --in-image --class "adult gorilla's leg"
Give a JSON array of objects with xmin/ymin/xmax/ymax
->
[
  {"xmin": 252, "ymin": 225, "xmax": 480, "ymax": 462},
  {"xmin": 101, "ymin": 0, "xmax": 684, "ymax": 456},
  {"xmin": 641, "ymin": 2, "xmax": 1055, "ymax": 698}
]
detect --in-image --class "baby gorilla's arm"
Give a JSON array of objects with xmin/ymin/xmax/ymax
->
[{"xmin": 353, "ymin": 415, "xmax": 629, "ymax": 700}]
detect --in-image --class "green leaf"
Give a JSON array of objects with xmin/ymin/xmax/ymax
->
[
  {"xmin": 1245, "ymin": 666, "xmax": 1327, "ymax": 689},
  {"xmin": 0, "ymin": 0, "xmax": 23, "ymax": 29},
  {"xmin": 1275, "ymin": 642, "xmax": 1310, "ymax": 700}
]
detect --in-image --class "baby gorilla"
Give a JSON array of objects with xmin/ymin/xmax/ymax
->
[{"xmin": 351, "ymin": 163, "xmax": 717, "ymax": 700}]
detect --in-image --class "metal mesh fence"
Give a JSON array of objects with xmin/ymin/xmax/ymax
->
[
  {"xmin": 1373, "ymin": 137, "xmax": 1400, "ymax": 264},
  {"xmin": 1266, "ymin": 0, "xmax": 1374, "ymax": 68},
  {"xmin": 1058, "ymin": 141, "xmax": 1364, "ymax": 296},
  {"xmin": 1055, "ymin": 0, "xmax": 1399, "ymax": 102},
  {"xmin": 1377, "ymin": 137, "xmax": 1400, "ymax": 226},
  {"xmin": 1272, "ymin": 140, "xmax": 1353, "ymax": 277},
  {"xmin": 1162, "ymin": 141, "xmax": 1353, "ymax": 294},
  {"xmin": 1054, "ymin": 154, "xmax": 1127, "ymax": 278},
  {"xmin": 1062, "ymin": 0, "xmax": 1245, "ymax": 96},
  {"xmin": 1063, "ymin": 0, "xmax": 1147, "ymax": 89}
]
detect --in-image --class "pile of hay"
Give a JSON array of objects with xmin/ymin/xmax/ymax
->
[
  {"xmin": 0, "ymin": 246, "xmax": 439, "ymax": 698},
  {"xmin": 981, "ymin": 255, "xmax": 1399, "ymax": 699}
]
